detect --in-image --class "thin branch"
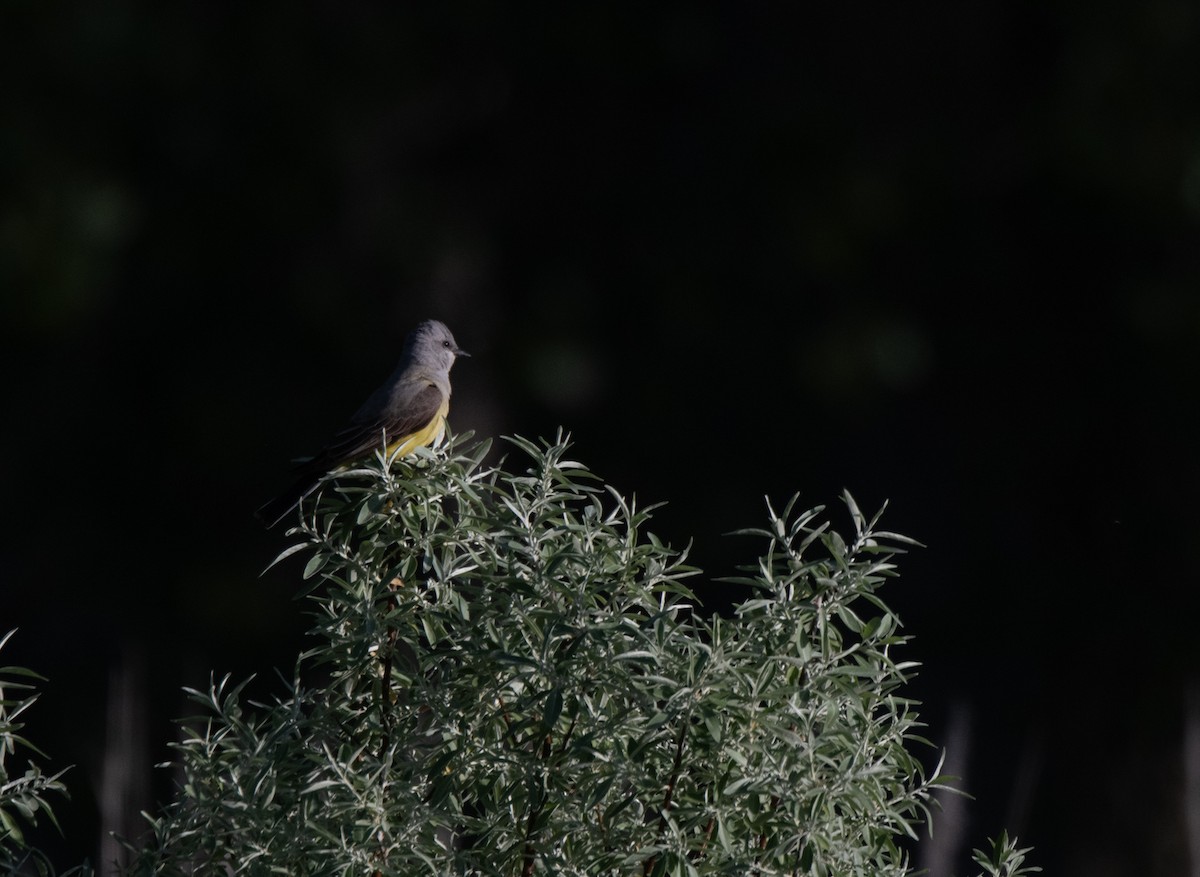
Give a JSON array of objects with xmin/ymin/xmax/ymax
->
[
  {"xmin": 376, "ymin": 580, "xmax": 403, "ymax": 759},
  {"xmin": 521, "ymin": 793, "xmax": 541, "ymax": 877},
  {"xmin": 643, "ymin": 717, "xmax": 690, "ymax": 876},
  {"xmin": 556, "ymin": 710, "xmax": 578, "ymax": 757}
]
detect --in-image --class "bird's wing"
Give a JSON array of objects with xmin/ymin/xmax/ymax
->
[
  {"xmin": 316, "ymin": 381, "xmax": 446, "ymax": 467},
  {"xmin": 256, "ymin": 382, "xmax": 446, "ymax": 528}
]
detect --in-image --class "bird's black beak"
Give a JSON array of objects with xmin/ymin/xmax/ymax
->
[{"xmin": 455, "ymin": 348, "xmax": 470, "ymax": 358}]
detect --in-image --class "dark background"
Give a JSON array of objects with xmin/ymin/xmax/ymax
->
[{"xmin": 4, "ymin": 3, "xmax": 1199, "ymax": 874}]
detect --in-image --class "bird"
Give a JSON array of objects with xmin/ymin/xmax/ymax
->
[{"xmin": 257, "ymin": 319, "xmax": 467, "ymax": 528}]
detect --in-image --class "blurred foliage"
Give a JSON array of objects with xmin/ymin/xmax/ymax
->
[{"xmin": 128, "ymin": 435, "xmax": 1035, "ymax": 875}]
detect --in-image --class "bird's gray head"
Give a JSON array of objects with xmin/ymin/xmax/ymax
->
[{"xmin": 406, "ymin": 319, "xmax": 468, "ymax": 374}]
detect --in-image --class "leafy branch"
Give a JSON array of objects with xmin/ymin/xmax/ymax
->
[{"xmin": 0, "ymin": 630, "xmax": 92, "ymax": 876}]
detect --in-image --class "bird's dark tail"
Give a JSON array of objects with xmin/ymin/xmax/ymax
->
[{"xmin": 255, "ymin": 475, "xmax": 321, "ymax": 529}]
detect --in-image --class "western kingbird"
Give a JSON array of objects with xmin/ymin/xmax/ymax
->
[{"xmin": 257, "ymin": 319, "xmax": 467, "ymax": 528}]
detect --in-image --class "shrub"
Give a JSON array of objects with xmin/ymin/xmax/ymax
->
[{"xmin": 129, "ymin": 433, "xmax": 1037, "ymax": 877}]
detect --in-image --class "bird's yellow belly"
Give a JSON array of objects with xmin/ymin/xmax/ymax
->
[{"xmin": 385, "ymin": 400, "xmax": 449, "ymax": 458}]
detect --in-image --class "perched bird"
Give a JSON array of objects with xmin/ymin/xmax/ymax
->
[{"xmin": 257, "ymin": 319, "xmax": 467, "ymax": 527}]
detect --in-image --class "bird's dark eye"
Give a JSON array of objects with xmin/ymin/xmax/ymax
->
[{"xmin": 443, "ymin": 340, "xmax": 451, "ymax": 348}]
